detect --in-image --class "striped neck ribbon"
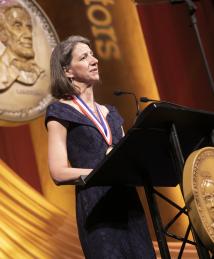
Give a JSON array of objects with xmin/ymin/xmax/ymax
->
[{"xmin": 72, "ymin": 95, "xmax": 112, "ymax": 146}]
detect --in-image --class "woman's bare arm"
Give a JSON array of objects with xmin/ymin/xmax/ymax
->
[{"xmin": 47, "ymin": 120, "xmax": 92, "ymax": 184}]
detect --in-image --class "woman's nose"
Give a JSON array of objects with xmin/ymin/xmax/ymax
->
[{"xmin": 90, "ymin": 55, "xmax": 98, "ymax": 64}]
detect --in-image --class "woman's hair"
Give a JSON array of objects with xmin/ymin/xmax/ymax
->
[{"xmin": 50, "ymin": 35, "xmax": 90, "ymax": 99}]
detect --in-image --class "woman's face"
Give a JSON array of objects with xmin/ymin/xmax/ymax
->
[{"xmin": 66, "ymin": 42, "xmax": 99, "ymax": 85}]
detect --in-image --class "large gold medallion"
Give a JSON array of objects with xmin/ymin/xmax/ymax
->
[
  {"xmin": 183, "ymin": 147, "xmax": 214, "ymax": 252},
  {"xmin": 0, "ymin": 0, "xmax": 58, "ymax": 123}
]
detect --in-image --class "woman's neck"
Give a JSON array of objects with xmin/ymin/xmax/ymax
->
[{"xmin": 79, "ymin": 83, "xmax": 95, "ymax": 108}]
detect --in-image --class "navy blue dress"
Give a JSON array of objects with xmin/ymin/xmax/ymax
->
[{"xmin": 45, "ymin": 101, "xmax": 156, "ymax": 259}]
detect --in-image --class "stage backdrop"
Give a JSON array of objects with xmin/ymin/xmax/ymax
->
[
  {"xmin": 0, "ymin": 0, "xmax": 158, "ymax": 217},
  {"xmin": 136, "ymin": 0, "xmax": 214, "ymax": 110},
  {"xmin": 1, "ymin": 0, "xmax": 214, "ymax": 243},
  {"xmin": 135, "ymin": 0, "xmax": 214, "ymax": 240}
]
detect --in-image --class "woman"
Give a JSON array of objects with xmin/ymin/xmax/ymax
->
[{"xmin": 45, "ymin": 35, "xmax": 156, "ymax": 258}]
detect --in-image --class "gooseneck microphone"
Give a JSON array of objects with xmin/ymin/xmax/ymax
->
[
  {"xmin": 113, "ymin": 90, "xmax": 140, "ymax": 116},
  {"xmin": 140, "ymin": 96, "xmax": 179, "ymax": 109},
  {"xmin": 139, "ymin": 96, "xmax": 158, "ymax": 103}
]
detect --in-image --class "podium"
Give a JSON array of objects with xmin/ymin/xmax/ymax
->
[{"xmin": 78, "ymin": 102, "xmax": 214, "ymax": 258}]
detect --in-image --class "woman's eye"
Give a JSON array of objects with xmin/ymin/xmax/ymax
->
[{"xmin": 80, "ymin": 55, "xmax": 86, "ymax": 60}]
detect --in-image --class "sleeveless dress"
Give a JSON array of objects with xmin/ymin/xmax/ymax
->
[{"xmin": 45, "ymin": 101, "xmax": 156, "ymax": 259}]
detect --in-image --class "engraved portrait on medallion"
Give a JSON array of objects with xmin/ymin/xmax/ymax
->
[
  {"xmin": 0, "ymin": 0, "xmax": 58, "ymax": 122},
  {"xmin": 200, "ymin": 172, "xmax": 214, "ymax": 233},
  {"xmin": 183, "ymin": 147, "xmax": 214, "ymax": 252}
]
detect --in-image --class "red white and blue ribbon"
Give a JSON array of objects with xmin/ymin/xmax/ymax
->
[{"xmin": 72, "ymin": 95, "xmax": 112, "ymax": 146}]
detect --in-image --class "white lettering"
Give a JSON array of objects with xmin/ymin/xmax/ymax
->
[
  {"xmin": 87, "ymin": 5, "xmax": 111, "ymax": 26},
  {"xmin": 92, "ymin": 26, "xmax": 116, "ymax": 41},
  {"xmin": 83, "ymin": 0, "xmax": 121, "ymax": 60},
  {"xmin": 95, "ymin": 40, "xmax": 120, "ymax": 59}
]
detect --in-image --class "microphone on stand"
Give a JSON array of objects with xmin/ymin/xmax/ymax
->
[
  {"xmin": 113, "ymin": 90, "xmax": 141, "ymax": 116},
  {"xmin": 140, "ymin": 96, "xmax": 180, "ymax": 109},
  {"xmin": 140, "ymin": 96, "xmax": 158, "ymax": 103}
]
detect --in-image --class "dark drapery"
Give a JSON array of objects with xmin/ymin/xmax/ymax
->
[{"xmin": 137, "ymin": 0, "xmax": 214, "ymax": 111}]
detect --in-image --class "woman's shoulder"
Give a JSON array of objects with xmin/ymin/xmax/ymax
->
[
  {"xmin": 46, "ymin": 100, "xmax": 78, "ymax": 116},
  {"xmin": 104, "ymin": 104, "xmax": 120, "ymax": 115},
  {"xmin": 46, "ymin": 101, "xmax": 67, "ymax": 118},
  {"xmin": 45, "ymin": 100, "xmax": 85, "ymax": 128},
  {"xmin": 46, "ymin": 100, "xmax": 64, "ymax": 109},
  {"xmin": 103, "ymin": 104, "xmax": 124, "ymax": 125}
]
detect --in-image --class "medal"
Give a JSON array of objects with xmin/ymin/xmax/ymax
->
[{"xmin": 72, "ymin": 95, "xmax": 112, "ymax": 146}]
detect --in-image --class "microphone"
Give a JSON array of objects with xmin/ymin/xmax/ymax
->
[
  {"xmin": 140, "ymin": 96, "xmax": 181, "ymax": 109},
  {"xmin": 113, "ymin": 90, "xmax": 140, "ymax": 116},
  {"xmin": 140, "ymin": 96, "xmax": 158, "ymax": 102},
  {"xmin": 114, "ymin": 90, "xmax": 132, "ymax": 96}
]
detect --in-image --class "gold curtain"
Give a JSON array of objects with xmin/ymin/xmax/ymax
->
[{"xmin": 0, "ymin": 160, "xmax": 83, "ymax": 258}]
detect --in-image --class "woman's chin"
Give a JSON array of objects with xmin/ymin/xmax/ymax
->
[{"xmin": 89, "ymin": 77, "xmax": 100, "ymax": 84}]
